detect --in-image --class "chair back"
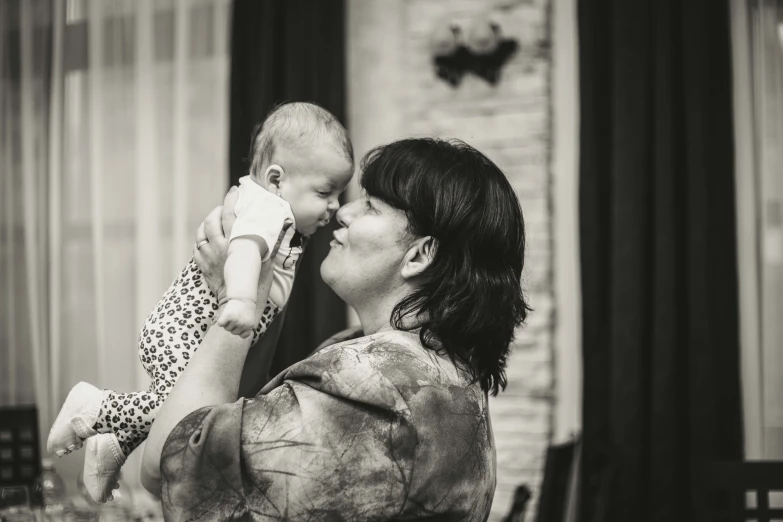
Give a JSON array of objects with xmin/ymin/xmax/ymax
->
[
  {"xmin": 535, "ymin": 438, "xmax": 578, "ymax": 522},
  {"xmin": 693, "ymin": 460, "xmax": 783, "ymax": 522},
  {"xmin": 0, "ymin": 406, "xmax": 41, "ymax": 500},
  {"xmin": 501, "ymin": 485, "xmax": 532, "ymax": 522}
]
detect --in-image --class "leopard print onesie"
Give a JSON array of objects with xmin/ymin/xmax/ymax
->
[{"xmin": 91, "ymin": 257, "xmax": 281, "ymax": 456}]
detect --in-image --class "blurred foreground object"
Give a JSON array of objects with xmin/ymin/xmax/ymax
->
[
  {"xmin": 34, "ymin": 460, "xmax": 72, "ymax": 521},
  {"xmin": 0, "ymin": 486, "xmax": 36, "ymax": 521}
]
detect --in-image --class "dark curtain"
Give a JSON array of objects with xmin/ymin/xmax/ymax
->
[
  {"xmin": 578, "ymin": 0, "xmax": 743, "ymax": 521},
  {"xmin": 229, "ymin": 0, "xmax": 347, "ymax": 392}
]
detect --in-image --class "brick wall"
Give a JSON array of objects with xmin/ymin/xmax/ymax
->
[{"xmin": 348, "ymin": 0, "xmax": 555, "ymax": 519}]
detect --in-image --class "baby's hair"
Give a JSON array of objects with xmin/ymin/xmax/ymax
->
[{"xmin": 248, "ymin": 102, "xmax": 354, "ymax": 177}]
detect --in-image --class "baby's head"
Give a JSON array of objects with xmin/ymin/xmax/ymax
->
[{"xmin": 249, "ymin": 102, "xmax": 355, "ymax": 236}]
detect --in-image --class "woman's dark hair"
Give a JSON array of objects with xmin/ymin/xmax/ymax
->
[{"xmin": 360, "ymin": 138, "xmax": 531, "ymax": 396}]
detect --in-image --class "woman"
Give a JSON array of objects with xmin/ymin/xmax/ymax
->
[{"xmin": 140, "ymin": 138, "xmax": 530, "ymax": 521}]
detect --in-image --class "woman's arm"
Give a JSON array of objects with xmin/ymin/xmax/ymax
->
[
  {"xmin": 140, "ymin": 322, "xmax": 252, "ymax": 494},
  {"xmin": 152, "ymin": 340, "xmax": 415, "ymax": 521},
  {"xmin": 140, "ymin": 188, "xmax": 275, "ymax": 495}
]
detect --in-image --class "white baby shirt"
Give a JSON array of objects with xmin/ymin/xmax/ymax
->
[{"xmin": 231, "ymin": 176, "xmax": 302, "ymax": 308}]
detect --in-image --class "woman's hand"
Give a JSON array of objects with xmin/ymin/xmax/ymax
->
[{"xmin": 193, "ymin": 187, "xmax": 238, "ymax": 304}]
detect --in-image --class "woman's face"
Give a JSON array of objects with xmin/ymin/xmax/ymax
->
[{"xmin": 320, "ymin": 193, "xmax": 411, "ymax": 307}]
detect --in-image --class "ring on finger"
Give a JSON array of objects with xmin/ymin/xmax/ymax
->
[{"xmin": 196, "ymin": 239, "xmax": 209, "ymax": 250}]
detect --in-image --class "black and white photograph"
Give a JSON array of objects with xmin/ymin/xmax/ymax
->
[{"xmin": 0, "ymin": 0, "xmax": 781, "ymax": 521}]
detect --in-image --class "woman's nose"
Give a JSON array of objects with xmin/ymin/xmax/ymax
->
[
  {"xmin": 335, "ymin": 199, "xmax": 357, "ymax": 228},
  {"xmin": 327, "ymin": 197, "xmax": 340, "ymax": 212}
]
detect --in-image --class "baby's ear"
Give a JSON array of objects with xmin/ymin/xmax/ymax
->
[{"xmin": 264, "ymin": 164, "xmax": 285, "ymax": 191}]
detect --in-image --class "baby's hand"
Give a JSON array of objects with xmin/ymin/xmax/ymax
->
[{"xmin": 217, "ymin": 299, "xmax": 258, "ymax": 338}]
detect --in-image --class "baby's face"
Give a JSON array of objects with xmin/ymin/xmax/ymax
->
[{"xmin": 278, "ymin": 144, "xmax": 354, "ymax": 236}]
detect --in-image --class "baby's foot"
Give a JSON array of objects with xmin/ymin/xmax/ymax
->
[
  {"xmin": 47, "ymin": 382, "xmax": 104, "ymax": 456},
  {"xmin": 83, "ymin": 432, "xmax": 125, "ymax": 503}
]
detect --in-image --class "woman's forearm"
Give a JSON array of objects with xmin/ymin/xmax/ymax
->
[{"xmin": 140, "ymin": 323, "xmax": 251, "ymax": 495}]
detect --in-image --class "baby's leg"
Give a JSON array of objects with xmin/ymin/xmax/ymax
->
[
  {"xmin": 138, "ymin": 257, "xmax": 218, "ymax": 396},
  {"xmin": 93, "ymin": 258, "xmax": 282, "ymax": 455},
  {"xmin": 92, "ymin": 389, "xmax": 160, "ymax": 455},
  {"xmin": 138, "ymin": 257, "xmax": 280, "ymax": 394},
  {"xmin": 85, "ymin": 258, "xmax": 212, "ymax": 458}
]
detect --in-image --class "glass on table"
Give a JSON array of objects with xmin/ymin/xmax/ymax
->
[{"xmin": 0, "ymin": 486, "xmax": 36, "ymax": 522}]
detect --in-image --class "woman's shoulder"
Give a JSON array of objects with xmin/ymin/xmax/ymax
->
[
  {"xmin": 263, "ymin": 331, "xmax": 494, "ymax": 519},
  {"xmin": 308, "ymin": 330, "xmax": 468, "ymax": 381},
  {"xmin": 309, "ymin": 331, "xmax": 494, "ymax": 519},
  {"xmin": 278, "ymin": 330, "xmax": 484, "ymax": 414}
]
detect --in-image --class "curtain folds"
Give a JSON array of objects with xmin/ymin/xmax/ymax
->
[
  {"xmin": 1, "ymin": 0, "xmax": 233, "ymax": 488},
  {"xmin": 750, "ymin": 0, "xmax": 783, "ymax": 460},
  {"xmin": 578, "ymin": 0, "xmax": 743, "ymax": 521},
  {"xmin": 0, "ymin": 0, "xmax": 53, "ymax": 417}
]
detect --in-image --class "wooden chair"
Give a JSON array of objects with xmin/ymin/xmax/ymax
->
[
  {"xmin": 502, "ymin": 436, "xmax": 580, "ymax": 522},
  {"xmin": 502, "ymin": 485, "xmax": 532, "ymax": 522},
  {"xmin": 692, "ymin": 460, "xmax": 783, "ymax": 522},
  {"xmin": 0, "ymin": 406, "xmax": 41, "ymax": 499}
]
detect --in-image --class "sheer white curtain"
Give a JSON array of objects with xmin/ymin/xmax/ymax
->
[
  {"xmin": 1, "ymin": 0, "xmax": 231, "ymax": 490},
  {"xmin": 749, "ymin": 0, "xmax": 783, "ymax": 460},
  {"xmin": 0, "ymin": 0, "xmax": 53, "ymax": 413}
]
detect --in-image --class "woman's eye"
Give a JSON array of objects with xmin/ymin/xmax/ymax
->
[{"xmin": 317, "ymin": 191, "xmax": 330, "ymax": 197}]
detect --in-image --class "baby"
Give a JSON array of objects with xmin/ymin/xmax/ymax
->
[{"xmin": 46, "ymin": 102, "xmax": 354, "ymax": 502}]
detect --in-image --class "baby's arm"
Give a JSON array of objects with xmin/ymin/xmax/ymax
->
[{"xmin": 217, "ymin": 236, "xmax": 270, "ymax": 337}]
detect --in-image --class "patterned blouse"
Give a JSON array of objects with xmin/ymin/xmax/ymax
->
[{"xmin": 159, "ymin": 330, "xmax": 496, "ymax": 521}]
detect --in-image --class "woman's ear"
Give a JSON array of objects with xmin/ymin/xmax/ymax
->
[
  {"xmin": 401, "ymin": 236, "xmax": 437, "ymax": 281},
  {"xmin": 263, "ymin": 164, "xmax": 285, "ymax": 193}
]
